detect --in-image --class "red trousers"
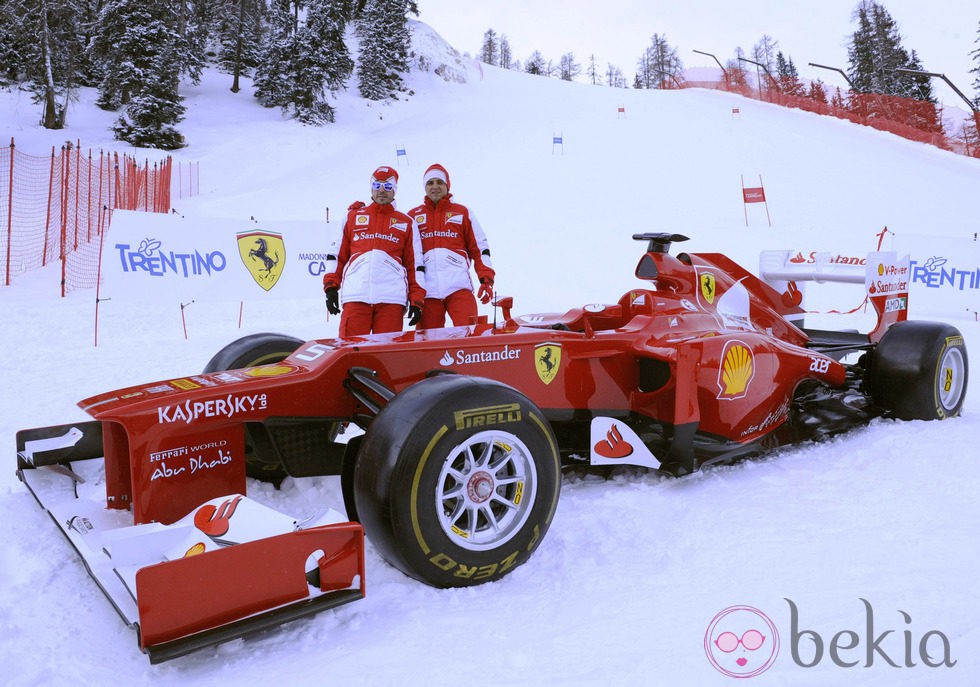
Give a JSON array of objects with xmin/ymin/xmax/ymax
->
[
  {"xmin": 339, "ymin": 302, "xmax": 405, "ymax": 336},
  {"xmin": 420, "ymin": 289, "xmax": 478, "ymax": 329}
]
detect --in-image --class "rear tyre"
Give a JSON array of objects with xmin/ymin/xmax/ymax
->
[
  {"xmin": 353, "ymin": 375, "xmax": 561, "ymax": 588},
  {"xmin": 870, "ymin": 321, "xmax": 968, "ymax": 420},
  {"xmin": 203, "ymin": 333, "xmax": 304, "ymax": 481}
]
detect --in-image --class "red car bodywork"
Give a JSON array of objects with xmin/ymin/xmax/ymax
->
[{"xmin": 80, "ymin": 242, "xmax": 856, "ymax": 527}]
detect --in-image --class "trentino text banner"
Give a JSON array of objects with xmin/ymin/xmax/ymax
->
[
  {"xmin": 103, "ymin": 210, "xmax": 339, "ymax": 302},
  {"xmin": 892, "ymin": 234, "xmax": 980, "ymax": 320}
]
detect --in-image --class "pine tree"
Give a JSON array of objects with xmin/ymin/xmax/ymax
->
[
  {"xmin": 847, "ymin": 3, "xmax": 876, "ymax": 94},
  {"xmin": 216, "ymin": 0, "xmax": 267, "ymax": 93},
  {"xmin": 255, "ymin": 0, "xmax": 354, "ymax": 122},
  {"xmin": 4, "ymin": 0, "xmax": 89, "ymax": 127},
  {"xmin": 480, "ymin": 28, "xmax": 499, "ymax": 66},
  {"xmin": 830, "ymin": 86, "xmax": 847, "ymax": 111},
  {"xmin": 775, "ymin": 52, "xmax": 802, "ymax": 95},
  {"xmin": 294, "ymin": 0, "xmax": 354, "ymax": 121},
  {"xmin": 635, "ymin": 34, "xmax": 681, "ymax": 89},
  {"xmin": 253, "ymin": 0, "xmax": 293, "ymax": 108},
  {"xmin": 0, "ymin": 1, "xmax": 29, "ymax": 85},
  {"xmin": 90, "ymin": 0, "xmax": 187, "ymax": 148},
  {"xmin": 525, "ymin": 51, "xmax": 546, "ymax": 76},
  {"xmin": 808, "ymin": 79, "xmax": 829, "ymax": 104},
  {"xmin": 174, "ymin": 0, "xmax": 208, "ymax": 87},
  {"xmin": 847, "ymin": 0, "xmax": 933, "ymax": 101},
  {"xmin": 357, "ymin": 0, "xmax": 411, "ymax": 100}
]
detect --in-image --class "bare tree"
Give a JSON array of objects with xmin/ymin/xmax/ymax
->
[
  {"xmin": 499, "ymin": 34, "xmax": 513, "ymax": 69},
  {"xmin": 559, "ymin": 52, "xmax": 580, "ymax": 81}
]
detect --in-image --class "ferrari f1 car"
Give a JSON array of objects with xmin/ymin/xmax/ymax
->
[{"xmin": 16, "ymin": 233, "xmax": 968, "ymax": 661}]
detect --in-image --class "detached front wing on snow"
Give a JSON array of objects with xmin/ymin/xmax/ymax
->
[{"xmin": 16, "ymin": 423, "xmax": 366, "ymax": 664}]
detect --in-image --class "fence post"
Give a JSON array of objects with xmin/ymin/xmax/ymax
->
[
  {"xmin": 86, "ymin": 148, "xmax": 92, "ymax": 242},
  {"xmin": 5, "ymin": 139, "xmax": 13, "ymax": 286},
  {"xmin": 43, "ymin": 147, "xmax": 55, "ymax": 267},
  {"xmin": 73, "ymin": 142, "xmax": 81, "ymax": 251},
  {"xmin": 60, "ymin": 145, "xmax": 69, "ymax": 297}
]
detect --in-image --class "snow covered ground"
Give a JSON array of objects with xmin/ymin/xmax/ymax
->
[{"xmin": 2, "ymin": 22, "xmax": 979, "ymax": 686}]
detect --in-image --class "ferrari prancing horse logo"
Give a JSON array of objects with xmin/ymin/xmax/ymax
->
[
  {"xmin": 535, "ymin": 343, "xmax": 562, "ymax": 385},
  {"xmin": 238, "ymin": 231, "xmax": 285, "ymax": 291},
  {"xmin": 700, "ymin": 272, "xmax": 716, "ymax": 304}
]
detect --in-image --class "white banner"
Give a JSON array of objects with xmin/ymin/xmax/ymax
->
[
  {"xmin": 102, "ymin": 210, "xmax": 339, "ymax": 302},
  {"xmin": 893, "ymin": 234, "xmax": 980, "ymax": 319}
]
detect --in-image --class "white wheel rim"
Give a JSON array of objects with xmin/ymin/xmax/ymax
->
[
  {"xmin": 435, "ymin": 430, "xmax": 537, "ymax": 551},
  {"xmin": 938, "ymin": 346, "xmax": 966, "ymax": 411}
]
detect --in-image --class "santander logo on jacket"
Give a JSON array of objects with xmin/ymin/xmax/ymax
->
[
  {"xmin": 408, "ymin": 194, "xmax": 494, "ymax": 300},
  {"xmin": 323, "ymin": 202, "xmax": 425, "ymax": 306}
]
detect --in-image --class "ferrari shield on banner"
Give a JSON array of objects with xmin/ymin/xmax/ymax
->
[
  {"xmin": 237, "ymin": 231, "xmax": 286, "ymax": 291},
  {"xmin": 103, "ymin": 210, "xmax": 337, "ymax": 302}
]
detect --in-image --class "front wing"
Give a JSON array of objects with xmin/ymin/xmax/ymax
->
[{"xmin": 16, "ymin": 423, "xmax": 365, "ymax": 663}]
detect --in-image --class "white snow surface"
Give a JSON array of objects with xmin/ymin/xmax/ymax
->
[{"xmin": 2, "ymin": 22, "xmax": 979, "ymax": 686}]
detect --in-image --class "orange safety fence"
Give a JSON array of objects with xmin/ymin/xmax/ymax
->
[
  {"xmin": 680, "ymin": 78, "xmax": 980, "ymax": 158},
  {"xmin": 0, "ymin": 138, "xmax": 199, "ymax": 295}
]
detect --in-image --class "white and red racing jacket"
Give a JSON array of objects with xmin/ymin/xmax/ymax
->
[
  {"xmin": 323, "ymin": 202, "xmax": 426, "ymax": 307},
  {"xmin": 407, "ymin": 194, "xmax": 494, "ymax": 300}
]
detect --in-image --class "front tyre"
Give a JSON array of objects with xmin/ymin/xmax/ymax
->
[
  {"xmin": 203, "ymin": 332, "xmax": 304, "ymax": 373},
  {"xmin": 203, "ymin": 333, "xmax": 304, "ymax": 481},
  {"xmin": 353, "ymin": 375, "xmax": 561, "ymax": 588},
  {"xmin": 870, "ymin": 321, "xmax": 968, "ymax": 420}
]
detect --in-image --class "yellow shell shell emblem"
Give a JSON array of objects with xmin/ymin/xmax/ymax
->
[
  {"xmin": 718, "ymin": 341, "xmax": 755, "ymax": 399},
  {"xmin": 244, "ymin": 364, "xmax": 297, "ymax": 378}
]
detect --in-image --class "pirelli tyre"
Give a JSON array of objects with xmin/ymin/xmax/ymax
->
[
  {"xmin": 870, "ymin": 321, "xmax": 968, "ymax": 421},
  {"xmin": 353, "ymin": 375, "xmax": 561, "ymax": 588},
  {"xmin": 203, "ymin": 333, "xmax": 304, "ymax": 481},
  {"xmin": 203, "ymin": 332, "xmax": 304, "ymax": 373}
]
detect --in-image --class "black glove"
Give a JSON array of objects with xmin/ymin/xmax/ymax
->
[
  {"xmin": 407, "ymin": 304, "xmax": 422, "ymax": 327},
  {"xmin": 325, "ymin": 287, "xmax": 340, "ymax": 315}
]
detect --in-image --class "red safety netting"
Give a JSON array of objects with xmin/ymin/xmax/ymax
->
[
  {"xmin": 680, "ymin": 78, "xmax": 980, "ymax": 158},
  {"xmin": 1, "ymin": 139, "xmax": 198, "ymax": 294}
]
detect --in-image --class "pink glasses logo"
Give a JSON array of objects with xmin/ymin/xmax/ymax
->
[{"xmin": 705, "ymin": 605, "xmax": 780, "ymax": 678}]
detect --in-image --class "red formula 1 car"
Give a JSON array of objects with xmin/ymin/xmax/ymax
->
[{"xmin": 16, "ymin": 233, "xmax": 968, "ymax": 661}]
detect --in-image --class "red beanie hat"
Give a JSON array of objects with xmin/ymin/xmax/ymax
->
[{"xmin": 423, "ymin": 163, "xmax": 450, "ymax": 190}]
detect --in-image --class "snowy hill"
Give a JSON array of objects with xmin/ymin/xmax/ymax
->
[{"xmin": 2, "ymin": 21, "xmax": 979, "ymax": 686}]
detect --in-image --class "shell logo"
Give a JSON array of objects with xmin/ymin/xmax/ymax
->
[
  {"xmin": 184, "ymin": 542, "xmax": 206, "ymax": 558},
  {"xmin": 718, "ymin": 341, "xmax": 755, "ymax": 399},
  {"xmin": 244, "ymin": 364, "xmax": 297, "ymax": 378}
]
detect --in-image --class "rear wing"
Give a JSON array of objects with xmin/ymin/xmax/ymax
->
[{"xmin": 760, "ymin": 250, "xmax": 910, "ymax": 342}]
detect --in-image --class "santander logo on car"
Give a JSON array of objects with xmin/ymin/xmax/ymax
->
[{"xmin": 439, "ymin": 346, "xmax": 522, "ymax": 367}]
